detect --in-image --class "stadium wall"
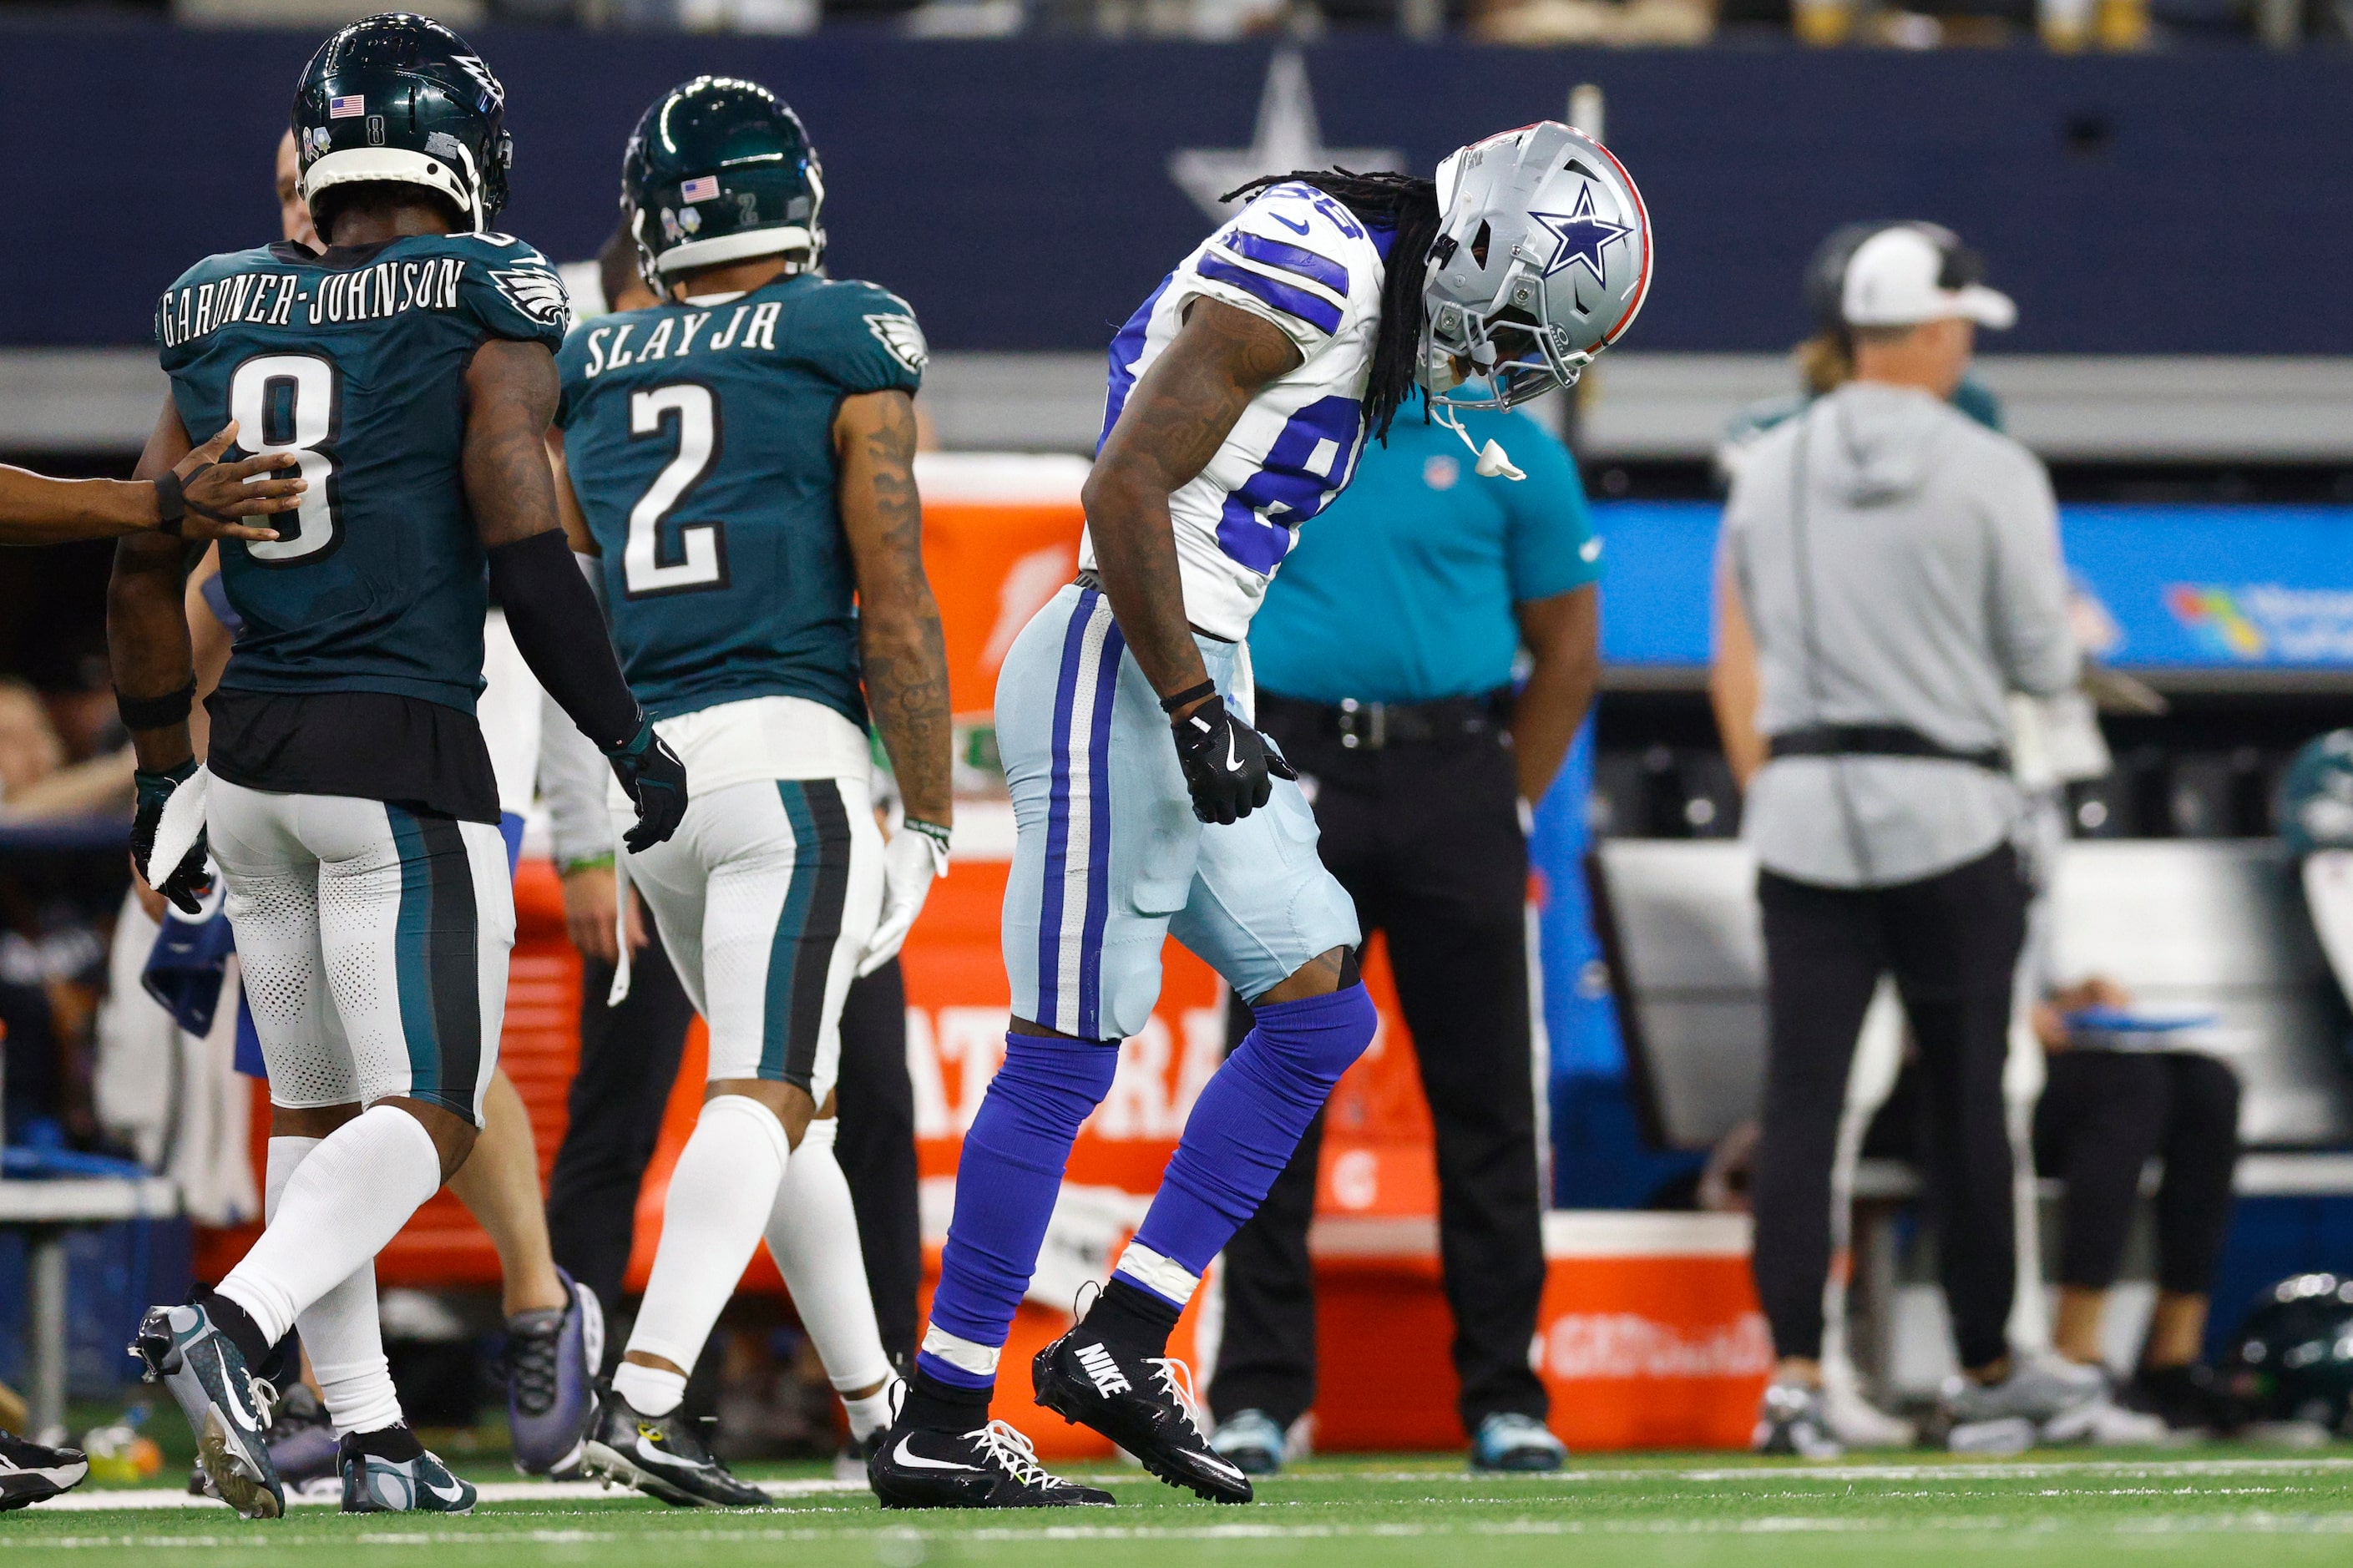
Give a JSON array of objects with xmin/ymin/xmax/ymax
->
[{"xmin": 2, "ymin": 32, "xmax": 2349, "ymax": 353}]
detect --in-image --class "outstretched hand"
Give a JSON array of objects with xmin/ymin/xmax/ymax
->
[{"xmin": 169, "ymin": 422, "xmax": 301, "ymax": 542}]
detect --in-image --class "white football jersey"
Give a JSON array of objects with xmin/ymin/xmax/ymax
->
[{"xmin": 1080, "ymin": 183, "xmax": 1389, "ymax": 641}]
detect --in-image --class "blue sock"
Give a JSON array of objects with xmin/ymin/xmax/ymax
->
[
  {"xmin": 1121, "ymin": 984, "xmax": 1377, "ymax": 1305},
  {"xmin": 917, "ymin": 1031, "xmax": 1118, "ymax": 1392}
]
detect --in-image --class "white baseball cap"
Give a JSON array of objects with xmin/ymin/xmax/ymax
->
[{"xmin": 1840, "ymin": 225, "xmax": 2016, "ymax": 331}]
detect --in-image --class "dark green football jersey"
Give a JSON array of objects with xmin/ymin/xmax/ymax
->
[
  {"xmin": 554, "ymin": 271, "xmax": 925, "ymax": 727},
  {"xmin": 158, "ymin": 232, "xmax": 570, "ymax": 715}
]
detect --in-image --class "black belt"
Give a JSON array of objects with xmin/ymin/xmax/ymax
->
[
  {"xmin": 1769, "ymin": 723, "xmax": 2008, "ymax": 773},
  {"xmin": 1258, "ymin": 689, "xmax": 1509, "ymax": 751}
]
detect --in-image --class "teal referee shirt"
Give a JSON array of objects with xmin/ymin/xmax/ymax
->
[{"xmin": 1250, "ymin": 406, "xmax": 1603, "ymax": 705}]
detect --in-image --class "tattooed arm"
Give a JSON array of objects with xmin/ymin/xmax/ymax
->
[
  {"xmin": 467, "ymin": 339, "xmax": 644, "ymax": 749},
  {"xmin": 1080, "ymin": 298, "xmax": 1301, "ymax": 715},
  {"xmin": 836, "ymin": 389, "xmax": 952, "ymax": 829}
]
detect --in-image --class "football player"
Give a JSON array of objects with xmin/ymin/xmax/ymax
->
[
  {"xmin": 110, "ymin": 15, "xmax": 685, "ymax": 1519},
  {"xmin": 547, "ymin": 78, "xmax": 951, "ymax": 1507},
  {"xmin": 168, "ymin": 129, "xmax": 611, "ymax": 1489},
  {"xmin": 871, "ymin": 124, "xmax": 1650, "ymax": 1507}
]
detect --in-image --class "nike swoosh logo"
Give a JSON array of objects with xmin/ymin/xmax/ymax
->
[
  {"xmin": 891, "ymin": 1437, "xmax": 980, "ymax": 1473},
  {"xmin": 425, "ymin": 1477, "xmax": 468, "ymax": 1503},
  {"xmin": 1224, "ymin": 731, "xmax": 1241, "ymax": 771},
  {"xmin": 1268, "ymin": 213, "xmax": 1312, "ymax": 235},
  {"xmin": 214, "ymin": 1347, "xmax": 261, "ymax": 1434}
]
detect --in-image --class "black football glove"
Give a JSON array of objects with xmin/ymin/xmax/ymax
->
[
  {"xmin": 1170, "ymin": 694, "xmax": 1297, "ymax": 826},
  {"xmin": 131, "ymin": 760, "xmax": 212, "ymax": 915},
  {"xmin": 604, "ymin": 716, "xmax": 688, "ymax": 852}
]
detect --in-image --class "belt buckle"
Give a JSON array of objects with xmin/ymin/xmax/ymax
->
[{"xmin": 1337, "ymin": 699, "xmax": 1385, "ymax": 751}]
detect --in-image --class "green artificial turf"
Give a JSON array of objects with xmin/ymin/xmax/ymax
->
[{"xmin": 9, "ymin": 1450, "xmax": 2353, "ymax": 1568}]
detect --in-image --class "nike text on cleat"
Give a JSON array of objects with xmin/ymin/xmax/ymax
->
[
  {"xmin": 868, "ymin": 1419, "xmax": 1114, "ymax": 1510},
  {"xmin": 131, "ymin": 1302, "xmax": 285, "ymax": 1519},
  {"xmin": 1032, "ymin": 1329, "xmax": 1252, "ymax": 1505},
  {"xmin": 1076, "ymin": 1343, "xmax": 1131, "ymax": 1396},
  {"xmin": 339, "ymin": 1436, "xmax": 477, "ymax": 1515},
  {"xmin": 579, "ymin": 1385, "xmax": 768, "ymax": 1508}
]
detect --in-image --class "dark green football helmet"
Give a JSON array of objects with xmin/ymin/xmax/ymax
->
[
  {"xmin": 291, "ymin": 13, "xmax": 513, "ymax": 235},
  {"xmin": 2278, "ymin": 731, "xmax": 2353, "ymax": 858},
  {"xmin": 2223, "ymin": 1273, "xmax": 2353, "ymax": 1434},
  {"xmin": 622, "ymin": 77, "xmax": 825, "ymax": 286}
]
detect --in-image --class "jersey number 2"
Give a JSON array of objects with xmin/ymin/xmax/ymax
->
[
  {"xmin": 229, "ymin": 355, "xmax": 339, "ymax": 564},
  {"xmin": 623, "ymin": 383, "xmax": 726, "ymax": 598}
]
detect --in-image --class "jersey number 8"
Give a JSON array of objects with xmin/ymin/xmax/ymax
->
[
  {"xmin": 228, "ymin": 354, "xmax": 341, "ymax": 565},
  {"xmin": 623, "ymin": 382, "xmax": 728, "ymax": 599}
]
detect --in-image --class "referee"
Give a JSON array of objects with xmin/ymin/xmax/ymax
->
[{"xmin": 1205, "ymin": 399, "xmax": 1602, "ymax": 1475}]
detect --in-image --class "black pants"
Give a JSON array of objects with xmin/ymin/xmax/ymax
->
[
  {"xmin": 1751, "ymin": 844, "xmax": 2028, "ymax": 1372},
  {"xmin": 544, "ymin": 931, "xmax": 921, "ymax": 1371},
  {"xmin": 2034, "ymin": 1050, "xmax": 2239, "ymax": 1297},
  {"xmin": 1207, "ymin": 693, "xmax": 1547, "ymax": 1435},
  {"xmin": 833, "ymin": 956, "xmax": 923, "ymax": 1371},
  {"xmin": 547, "ymin": 932, "xmax": 695, "ymax": 1335}
]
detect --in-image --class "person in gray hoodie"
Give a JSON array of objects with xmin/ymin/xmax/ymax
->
[{"xmin": 1711, "ymin": 224, "xmax": 2101, "ymax": 1456}]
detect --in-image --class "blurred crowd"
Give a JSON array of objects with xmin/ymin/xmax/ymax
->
[{"xmin": 37, "ymin": 0, "xmax": 2350, "ymax": 48}]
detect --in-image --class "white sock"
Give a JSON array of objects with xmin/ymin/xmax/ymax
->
[
  {"xmin": 762, "ymin": 1117, "xmax": 893, "ymax": 1432},
  {"xmin": 623, "ymin": 1094, "xmax": 790, "ymax": 1380},
  {"xmin": 220, "ymin": 1107, "xmax": 441, "ymax": 1348},
  {"xmin": 263, "ymin": 1136, "xmax": 404, "ymax": 1437},
  {"xmin": 611, "ymin": 1361, "xmax": 688, "ymax": 1419},
  {"xmin": 843, "ymin": 1383, "xmax": 899, "ymax": 1444}
]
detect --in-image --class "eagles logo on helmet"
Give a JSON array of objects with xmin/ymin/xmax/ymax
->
[
  {"xmin": 622, "ymin": 77, "xmax": 827, "ymax": 288},
  {"xmin": 291, "ymin": 12, "xmax": 514, "ymax": 234}
]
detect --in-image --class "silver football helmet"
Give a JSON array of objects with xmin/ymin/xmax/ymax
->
[{"xmin": 1419, "ymin": 122, "xmax": 1652, "ymax": 416}]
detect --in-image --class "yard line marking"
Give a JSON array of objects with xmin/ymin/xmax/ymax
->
[
  {"xmin": 13, "ymin": 1510, "xmax": 2353, "ymax": 1549},
  {"xmin": 34, "ymin": 1477, "xmax": 870, "ymax": 1513}
]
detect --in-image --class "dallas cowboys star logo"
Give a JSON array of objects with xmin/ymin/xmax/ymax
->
[{"xmin": 1529, "ymin": 183, "xmax": 1632, "ymax": 286}]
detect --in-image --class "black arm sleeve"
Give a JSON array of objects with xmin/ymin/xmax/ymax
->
[{"xmin": 488, "ymin": 528, "xmax": 641, "ymax": 752}]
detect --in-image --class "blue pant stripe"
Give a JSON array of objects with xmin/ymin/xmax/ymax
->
[
  {"xmin": 1035, "ymin": 589, "xmax": 1098, "ymax": 1033},
  {"xmin": 1074, "ymin": 616, "xmax": 1126, "ymax": 1039}
]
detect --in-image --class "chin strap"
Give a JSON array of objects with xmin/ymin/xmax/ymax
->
[{"xmin": 1429, "ymin": 402, "xmax": 1526, "ymax": 483}]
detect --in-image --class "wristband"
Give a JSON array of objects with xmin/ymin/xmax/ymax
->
[
  {"xmin": 559, "ymin": 853, "xmax": 615, "ymax": 876},
  {"xmin": 903, "ymin": 817, "xmax": 953, "ymax": 853},
  {"xmin": 1158, "ymin": 680, "xmax": 1217, "ymax": 716},
  {"xmin": 116, "ymin": 680, "xmax": 197, "ymax": 732},
  {"xmin": 149, "ymin": 472, "xmax": 187, "ymax": 537}
]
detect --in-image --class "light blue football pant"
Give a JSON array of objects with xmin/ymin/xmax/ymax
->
[{"xmin": 997, "ymin": 583, "xmax": 1361, "ymax": 1039}]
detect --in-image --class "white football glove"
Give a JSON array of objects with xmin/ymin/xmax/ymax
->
[{"xmin": 858, "ymin": 819, "xmax": 950, "ymax": 978}]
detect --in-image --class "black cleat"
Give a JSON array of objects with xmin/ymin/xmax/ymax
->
[
  {"xmin": 1033, "ymin": 1327, "xmax": 1251, "ymax": 1504},
  {"xmin": 868, "ymin": 1418, "xmax": 1114, "ymax": 1510},
  {"xmin": 0, "ymin": 1432, "xmax": 89, "ymax": 1511},
  {"xmin": 579, "ymin": 1385, "xmax": 768, "ymax": 1508}
]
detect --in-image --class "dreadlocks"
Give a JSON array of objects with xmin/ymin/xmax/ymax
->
[{"xmin": 1220, "ymin": 169, "xmax": 1440, "ymax": 443}]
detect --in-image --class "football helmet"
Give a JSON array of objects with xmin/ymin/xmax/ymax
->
[
  {"xmin": 2222, "ymin": 1273, "xmax": 2353, "ymax": 1434},
  {"xmin": 2277, "ymin": 731, "xmax": 2353, "ymax": 858},
  {"xmin": 291, "ymin": 13, "xmax": 512, "ymax": 234},
  {"xmin": 622, "ymin": 77, "xmax": 826, "ymax": 284},
  {"xmin": 1419, "ymin": 121, "xmax": 1652, "ymax": 415}
]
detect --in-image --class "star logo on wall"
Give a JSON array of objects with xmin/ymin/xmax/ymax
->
[
  {"xmin": 1530, "ymin": 183, "xmax": 1632, "ymax": 286},
  {"xmin": 1167, "ymin": 50, "xmax": 1403, "ymax": 223}
]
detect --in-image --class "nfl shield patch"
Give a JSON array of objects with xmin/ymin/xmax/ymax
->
[
  {"xmin": 681, "ymin": 175, "xmax": 720, "ymax": 203},
  {"xmin": 328, "ymin": 95, "xmax": 365, "ymax": 119}
]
